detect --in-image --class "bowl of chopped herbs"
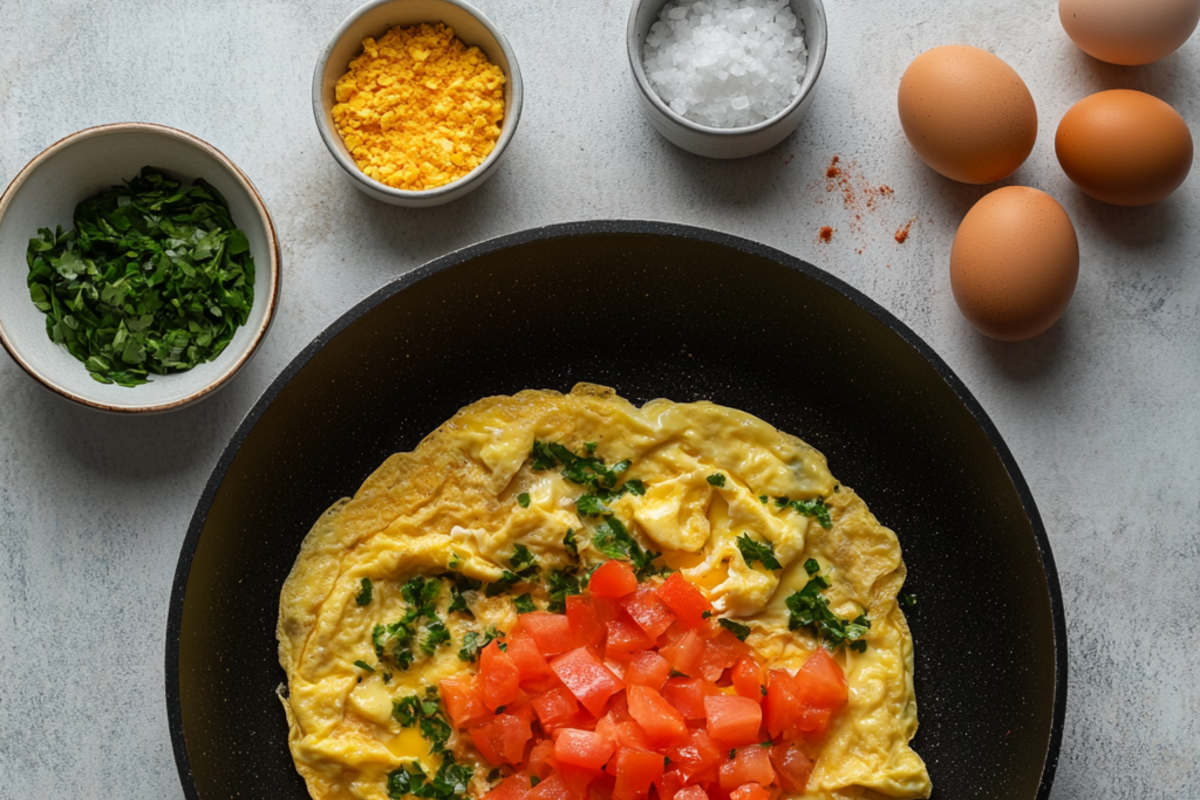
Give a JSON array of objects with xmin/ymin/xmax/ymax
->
[{"xmin": 0, "ymin": 122, "xmax": 280, "ymax": 413}]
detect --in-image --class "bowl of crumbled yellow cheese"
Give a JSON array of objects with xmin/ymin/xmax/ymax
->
[{"xmin": 314, "ymin": 0, "xmax": 522, "ymax": 207}]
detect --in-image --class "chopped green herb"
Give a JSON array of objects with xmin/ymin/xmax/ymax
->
[
  {"xmin": 529, "ymin": 441, "xmax": 630, "ymax": 493},
  {"xmin": 382, "ymin": 670, "xmax": 393, "ymax": 684},
  {"xmin": 24, "ymin": 168, "xmax": 255, "ymax": 387},
  {"xmin": 759, "ymin": 495, "xmax": 769, "ymax": 504},
  {"xmin": 387, "ymin": 754, "xmax": 473, "ymax": 800},
  {"xmin": 509, "ymin": 544, "xmax": 539, "ymax": 576},
  {"xmin": 702, "ymin": 610, "xmax": 713, "ymax": 619},
  {"xmin": 804, "ymin": 558, "xmax": 821, "ymax": 576},
  {"xmin": 624, "ymin": 479, "xmax": 646, "ymax": 496},
  {"xmin": 760, "ymin": 741, "xmax": 773, "ymax": 749},
  {"xmin": 576, "ymin": 493, "xmax": 613, "ymax": 517},
  {"xmin": 785, "ymin": 563, "xmax": 871, "ymax": 652},
  {"xmin": 356, "ymin": 578, "xmax": 374, "ymax": 607},
  {"xmin": 563, "ymin": 528, "xmax": 579, "ymax": 558},
  {"xmin": 707, "ymin": 473, "xmax": 726, "ymax": 487},
  {"xmin": 458, "ymin": 626, "xmax": 503, "ymax": 663},
  {"xmin": 584, "ymin": 442, "xmax": 598, "ymax": 454},
  {"xmin": 354, "ymin": 660, "xmax": 376, "ymax": 672},
  {"xmin": 718, "ymin": 618, "xmax": 751, "ymax": 641},
  {"xmin": 729, "ymin": 749, "xmax": 737, "ymax": 760},
  {"xmin": 485, "ymin": 570, "xmax": 520, "ymax": 598},
  {"xmin": 592, "ymin": 516, "xmax": 667, "ymax": 580},
  {"xmin": 736, "ymin": 534, "xmax": 782, "ymax": 571},
  {"xmin": 445, "ymin": 573, "xmax": 481, "ymax": 616},
  {"xmin": 790, "ymin": 497, "xmax": 833, "ymax": 529},
  {"xmin": 547, "ymin": 568, "xmax": 583, "ymax": 613},
  {"xmin": 530, "ymin": 776, "xmax": 542, "ymax": 788},
  {"xmin": 900, "ymin": 592, "xmax": 917, "ymax": 608},
  {"xmin": 513, "ymin": 593, "xmax": 537, "ymax": 614},
  {"xmin": 420, "ymin": 622, "xmax": 451, "ymax": 655},
  {"xmin": 774, "ymin": 496, "xmax": 791, "ymax": 508},
  {"xmin": 392, "ymin": 687, "xmax": 453, "ymax": 754},
  {"xmin": 517, "ymin": 492, "xmax": 531, "ymax": 508}
]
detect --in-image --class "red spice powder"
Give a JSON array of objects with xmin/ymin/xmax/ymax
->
[
  {"xmin": 811, "ymin": 156, "xmax": 916, "ymax": 255},
  {"xmin": 894, "ymin": 218, "xmax": 916, "ymax": 243},
  {"xmin": 818, "ymin": 226, "xmax": 834, "ymax": 243}
]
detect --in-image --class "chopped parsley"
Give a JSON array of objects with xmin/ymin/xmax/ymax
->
[
  {"xmin": 900, "ymin": 592, "xmax": 917, "ymax": 608},
  {"xmin": 420, "ymin": 622, "xmax": 451, "ymax": 655},
  {"xmin": 373, "ymin": 576, "xmax": 449, "ymax": 669},
  {"xmin": 391, "ymin": 686, "xmax": 453, "ymax": 754},
  {"xmin": 458, "ymin": 626, "xmax": 503, "ymax": 663},
  {"xmin": 529, "ymin": 440, "xmax": 642, "ymax": 500},
  {"xmin": 736, "ymin": 534, "xmax": 782, "ymax": 571},
  {"xmin": 513, "ymin": 593, "xmax": 537, "ymax": 614},
  {"xmin": 387, "ymin": 754, "xmax": 473, "ymax": 800},
  {"xmin": 759, "ymin": 495, "xmax": 769, "ymax": 504},
  {"xmin": 592, "ymin": 516, "xmax": 668, "ymax": 580},
  {"xmin": 547, "ymin": 568, "xmax": 583, "ymax": 613},
  {"xmin": 717, "ymin": 618, "xmax": 751, "ymax": 641},
  {"xmin": 24, "ymin": 168, "xmax": 256, "ymax": 387},
  {"xmin": 354, "ymin": 660, "xmax": 376, "ymax": 672},
  {"xmin": 517, "ymin": 492, "xmax": 531, "ymax": 508},
  {"xmin": 707, "ymin": 473, "xmax": 726, "ymax": 487},
  {"xmin": 563, "ymin": 528, "xmax": 579, "ymax": 559},
  {"xmin": 785, "ymin": 564, "xmax": 871, "ymax": 652},
  {"xmin": 790, "ymin": 497, "xmax": 833, "ymax": 529},
  {"xmin": 445, "ymin": 573, "xmax": 481, "ymax": 616},
  {"xmin": 485, "ymin": 546, "xmax": 540, "ymax": 597},
  {"xmin": 356, "ymin": 577, "xmax": 374, "ymax": 606}
]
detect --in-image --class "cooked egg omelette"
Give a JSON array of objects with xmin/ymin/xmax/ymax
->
[{"xmin": 277, "ymin": 384, "xmax": 931, "ymax": 800}]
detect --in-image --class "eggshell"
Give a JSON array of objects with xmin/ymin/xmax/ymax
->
[
  {"xmin": 898, "ymin": 45, "xmax": 1038, "ymax": 184},
  {"xmin": 1059, "ymin": 0, "xmax": 1200, "ymax": 65},
  {"xmin": 1055, "ymin": 89, "xmax": 1193, "ymax": 206},
  {"xmin": 950, "ymin": 187, "xmax": 1079, "ymax": 342}
]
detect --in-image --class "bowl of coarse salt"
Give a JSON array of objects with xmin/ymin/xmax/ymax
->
[{"xmin": 627, "ymin": 0, "xmax": 826, "ymax": 159}]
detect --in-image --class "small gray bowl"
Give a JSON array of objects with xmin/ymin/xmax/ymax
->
[
  {"xmin": 313, "ymin": 0, "xmax": 523, "ymax": 207},
  {"xmin": 0, "ymin": 123, "xmax": 280, "ymax": 414},
  {"xmin": 628, "ymin": 0, "xmax": 827, "ymax": 159}
]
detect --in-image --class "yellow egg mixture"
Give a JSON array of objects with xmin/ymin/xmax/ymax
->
[{"xmin": 277, "ymin": 384, "xmax": 931, "ymax": 800}]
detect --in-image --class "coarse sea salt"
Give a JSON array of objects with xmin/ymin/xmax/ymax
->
[{"xmin": 642, "ymin": 0, "xmax": 807, "ymax": 129}]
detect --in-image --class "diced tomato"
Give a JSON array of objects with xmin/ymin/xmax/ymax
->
[
  {"xmin": 551, "ymin": 647, "xmax": 625, "ymax": 717},
  {"xmin": 674, "ymin": 786, "xmax": 709, "ymax": 800},
  {"xmin": 655, "ymin": 573, "xmax": 713, "ymax": 630},
  {"xmin": 486, "ymin": 773, "xmax": 534, "ymax": 800},
  {"xmin": 627, "ymin": 685, "xmax": 689, "ymax": 747},
  {"xmin": 558, "ymin": 762, "xmax": 600, "ymax": 800},
  {"xmin": 604, "ymin": 691, "xmax": 633, "ymax": 723},
  {"xmin": 624, "ymin": 650, "xmax": 672, "ymax": 691},
  {"xmin": 480, "ymin": 639, "xmax": 522, "ymax": 710},
  {"xmin": 527, "ymin": 739, "xmax": 558, "ymax": 779},
  {"xmin": 612, "ymin": 748, "xmax": 665, "ymax": 800},
  {"xmin": 518, "ymin": 612, "xmax": 579, "ymax": 656},
  {"xmin": 729, "ymin": 784, "xmax": 770, "ymax": 800},
  {"xmin": 662, "ymin": 676, "xmax": 721, "ymax": 721},
  {"xmin": 439, "ymin": 673, "xmax": 492, "ymax": 729},
  {"xmin": 597, "ymin": 715, "xmax": 651, "ymax": 755},
  {"xmin": 606, "ymin": 614, "xmax": 656, "ymax": 660},
  {"xmin": 471, "ymin": 707, "xmax": 534, "ymax": 766},
  {"xmin": 704, "ymin": 695, "xmax": 763, "ymax": 747},
  {"xmin": 508, "ymin": 630, "xmax": 553, "ymax": 682},
  {"xmin": 763, "ymin": 669, "xmax": 800, "ymax": 739},
  {"xmin": 555, "ymin": 728, "xmax": 617, "ymax": 770},
  {"xmin": 730, "ymin": 657, "xmax": 764, "ymax": 703},
  {"xmin": 623, "ymin": 584, "xmax": 677, "ymax": 639},
  {"xmin": 697, "ymin": 629, "xmax": 749, "ymax": 682},
  {"xmin": 666, "ymin": 728, "xmax": 724, "ymax": 784},
  {"xmin": 567, "ymin": 594, "xmax": 621, "ymax": 647},
  {"xmin": 590, "ymin": 560, "xmax": 639, "ymax": 599},
  {"xmin": 795, "ymin": 647, "xmax": 849, "ymax": 715},
  {"xmin": 718, "ymin": 746, "xmax": 775, "ymax": 790},
  {"xmin": 529, "ymin": 772, "xmax": 573, "ymax": 800},
  {"xmin": 531, "ymin": 685, "xmax": 583, "ymax": 732},
  {"xmin": 659, "ymin": 770, "xmax": 688, "ymax": 800},
  {"xmin": 659, "ymin": 629, "xmax": 706, "ymax": 677},
  {"xmin": 769, "ymin": 743, "xmax": 815, "ymax": 793}
]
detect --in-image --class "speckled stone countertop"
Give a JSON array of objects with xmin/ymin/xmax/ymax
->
[{"xmin": 1, "ymin": 1, "xmax": 1197, "ymax": 798}]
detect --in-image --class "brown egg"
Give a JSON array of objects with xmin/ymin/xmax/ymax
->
[
  {"xmin": 950, "ymin": 187, "xmax": 1079, "ymax": 341},
  {"xmin": 1059, "ymin": 0, "xmax": 1200, "ymax": 65},
  {"xmin": 1055, "ymin": 89, "xmax": 1193, "ymax": 206},
  {"xmin": 898, "ymin": 45, "xmax": 1038, "ymax": 184}
]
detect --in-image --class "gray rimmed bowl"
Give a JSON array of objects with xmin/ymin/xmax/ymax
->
[
  {"xmin": 628, "ymin": 0, "xmax": 827, "ymax": 159},
  {"xmin": 313, "ymin": 0, "xmax": 523, "ymax": 207},
  {"xmin": 0, "ymin": 122, "xmax": 280, "ymax": 414}
]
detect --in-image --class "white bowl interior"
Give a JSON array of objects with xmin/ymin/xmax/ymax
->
[
  {"xmin": 0, "ymin": 126, "xmax": 277, "ymax": 412},
  {"xmin": 315, "ymin": 0, "xmax": 520, "ymax": 204}
]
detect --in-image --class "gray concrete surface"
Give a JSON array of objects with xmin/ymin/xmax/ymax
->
[{"xmin": 1, "ymin": 0, "xmax": 1197, "ymax": 798}]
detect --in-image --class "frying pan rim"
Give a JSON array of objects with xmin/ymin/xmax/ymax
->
[{"xmin": 165, "ymin": 218, "xmax": 1067, "ymax": 800}]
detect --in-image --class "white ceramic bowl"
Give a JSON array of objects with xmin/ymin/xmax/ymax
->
[
  {"xmin": 627, "ymin": 0, "xmax": 827, "ymax": 159},
  {"xmin": 313, "ymin": 0, "xmax": 523, "ymax": 207},
  {"xmin": 0, "ymin": 123, "xmax": 280, "ymax": 414}
]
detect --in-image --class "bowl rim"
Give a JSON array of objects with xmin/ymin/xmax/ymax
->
[
  {"xmin": 0, "ymin": 121, "xmax": 281, "ymax": 414},
  {"xmin": 311, "ymin": 0, "xmax": 524, "ymax": 203},
  {"xmin": 626, "ymin": 0, "xmax": 827, "ymax": 136}
]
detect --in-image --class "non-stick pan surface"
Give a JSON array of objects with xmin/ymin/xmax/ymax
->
[{"xmin": 167, "ymin": 220, "xmax": 1066, "ymax": 800}]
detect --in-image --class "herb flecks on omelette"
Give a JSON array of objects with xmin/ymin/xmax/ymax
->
[{"xmin": 277, "ymin": 385, "xmax": 930, "ymax": 800}]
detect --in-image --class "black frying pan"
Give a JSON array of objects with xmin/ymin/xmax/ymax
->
[{"xmin": 166, "ymin": 220, "xmax": 1066, "ymax": 800}]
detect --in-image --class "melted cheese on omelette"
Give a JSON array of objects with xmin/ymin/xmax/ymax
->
[{"xmin": 277, "ymin": 384, "xmax": 931, "ymax": 800}]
